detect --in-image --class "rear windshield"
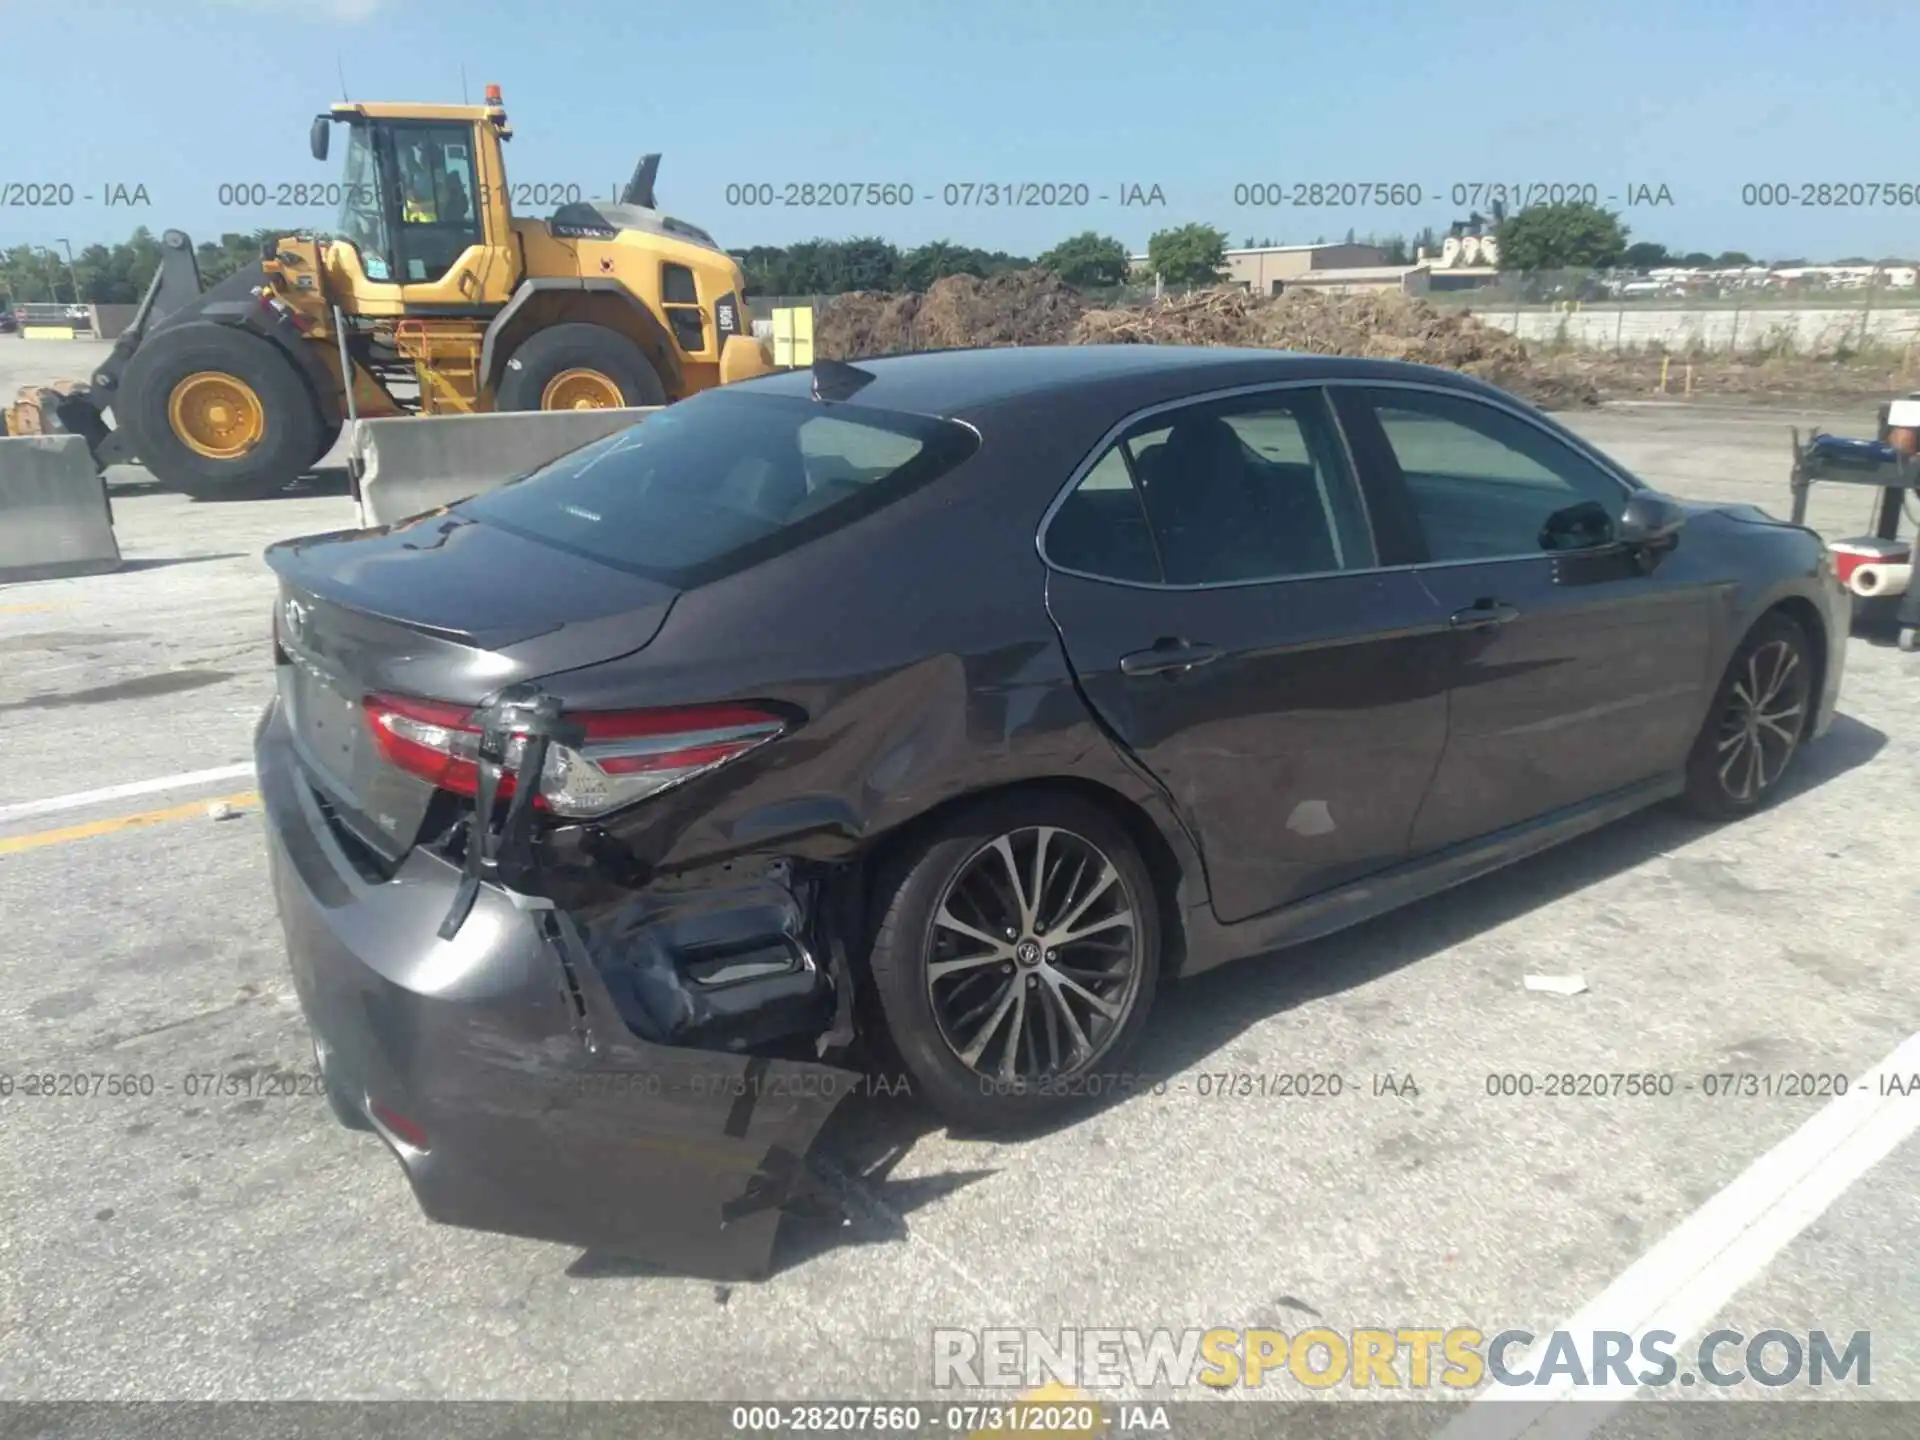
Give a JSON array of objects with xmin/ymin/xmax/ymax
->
[{"xmin": 458, "ymin": 390, "xmax": 979, "ymax": 585}]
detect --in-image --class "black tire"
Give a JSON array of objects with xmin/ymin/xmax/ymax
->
[
  {"xmin": 312, "ymin": 1042, "xmax": 372, "ymax": 1133},
  {"xmin": 322, "ymin": 1072, "xmax": 372, "ymax": 1132},
  {"xmin": 495, "ymin": 323, "xmax": 666, "ymax": 410},
  {"xmin": 866, "ymin": 791, "xmax": 1161, "ymax": 1132},
  {"xmin": 1680, "ymin": 611, "xmax": 1815, "ymax": 820},
  {"xmin": 116, "ymin": 321, "xmax": 323, "ymax": 500}
]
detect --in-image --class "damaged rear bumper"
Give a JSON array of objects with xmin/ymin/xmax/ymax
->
[{"xmin": 256, "ymin": 700, "xmax": 862, "ymax": 1280}]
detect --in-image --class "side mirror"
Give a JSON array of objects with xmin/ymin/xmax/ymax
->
[
  {"xmin": 1539, "ymin": 499, "xmax": 1614, "ymax": 551},
  {"xmin": 310, "ymin": 116, "xmax": 331, "ymax": 162},
  {"xmin": 1617, "ymin": 490, "xmax": 1688, "ymax": 549}
]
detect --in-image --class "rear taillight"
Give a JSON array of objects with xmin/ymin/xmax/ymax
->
[
  {"xmin": 363, "ymin": 693, "xmax": 485, "ymax": 795},
  {"xmin": 370, "ymin": 1101, "xmax": 429, "ymax": 1152},
  {"xmin": 361, "ymin": 693, "xmax": 787, "ymax": 819}
]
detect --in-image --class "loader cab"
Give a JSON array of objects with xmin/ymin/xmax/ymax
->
[{"xmin": 313, "ymin": 101, "xmax": 520, "ymax": 314}]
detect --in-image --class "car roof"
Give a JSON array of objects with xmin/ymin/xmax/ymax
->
[{"xmin": 736, "ymin": 345, "xmax": 1509, "ymax": 418}]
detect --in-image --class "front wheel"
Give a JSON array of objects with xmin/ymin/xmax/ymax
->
[
  {"xmin": 117, "ymin": 321, "xmax": 324, "ymax": 499},
  {"xmin": 496, "ymin": 324, "xmax": 666, "ymax": 411},
  {"xmin": 1680, "ymin": 612, "xmax": 1814, "ymax": 820},
  {"xmin": 866, "ymin": 793, "xmax": 1161, "ymax": 1132}
]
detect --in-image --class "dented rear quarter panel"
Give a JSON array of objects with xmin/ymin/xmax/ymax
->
[{"xmin": 528, "ymin": 383, "xmax": 1207, "ymax": 891}]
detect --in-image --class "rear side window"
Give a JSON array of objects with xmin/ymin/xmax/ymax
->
[
  {"xmin": 1124, "ymin": 389, "xmax": 1373, "ymax": 585},
  {"xmin": 460, "ymin": 391, "xmax": 978, "ymax": 585},
  {"xmin": 1045, "ymin": 389, "xmax": 1375, "ymax": 586},
  {"xmin": 1046, "ymin": 447, "xmax": 1162, "ymax": 583}
]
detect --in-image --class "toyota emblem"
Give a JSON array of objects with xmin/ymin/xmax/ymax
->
[{"xmin": 280, "ymin": 596, "xmax": 309, "ymax": 644}]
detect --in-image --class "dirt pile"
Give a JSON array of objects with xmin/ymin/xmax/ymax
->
[
  {"xmin": 812, "ymin": 290, "xmax": 923, "ymax": 361},
  {"xmin": 1072, "ymin": 286, "xmax": 1599, "ymax": 408},
  {"xmin": 815, "ymin": 272, "xmax": 1603, "ymax": 407},
  {"xmin": 809, "ymin": 270, "xmax": 1915, "ymax": 409},
  {"xmin": 815, "ymin": 269, "xmax": 1085, "ymax": 358}
]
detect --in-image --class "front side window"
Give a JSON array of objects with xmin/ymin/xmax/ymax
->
[
  {"xmin": 335, "ymin": 125, "xmax": 392, "ymax": 281},
  {"xmin": 1359, "ymin": 389, "xmax": 1631, "ymax": 560}
]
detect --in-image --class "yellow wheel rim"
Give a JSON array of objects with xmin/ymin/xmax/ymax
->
[
  {"xmin": 541, "ymin": 368, "xmax": 624, "ymax": 410},
  {"xmin": 168, "ymin": 372, "xmax": 266, "ymax": 459}
]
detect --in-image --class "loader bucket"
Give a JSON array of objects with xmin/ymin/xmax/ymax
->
[
  {"xmin": 0, "ymin": 228, "xmax": 213, "ymax": 471},
  {"xmin": 1, "ymin": 384, "xmax": 116, "ymax": 470}
]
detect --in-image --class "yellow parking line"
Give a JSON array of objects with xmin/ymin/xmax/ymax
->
[
  {"xmin": 0, "ymin": 602, "xmax": 67, "ymax": 613},
  {"xmin": 0, "ymin": 790, "xmax": 260, "ymax": 856}
]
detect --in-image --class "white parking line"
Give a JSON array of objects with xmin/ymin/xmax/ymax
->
[
  {"xmin": 0, "ymin": 763, "xmax": 257, "ymax": 824},
  {"xmin": 1438, "ymin": 1029, "xmax": 1920, "ymax": 1438}
]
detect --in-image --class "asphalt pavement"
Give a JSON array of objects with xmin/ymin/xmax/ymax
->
[{"xmin": 0, "ymin": 346, "xmax": 1915, "ymax": 1421}]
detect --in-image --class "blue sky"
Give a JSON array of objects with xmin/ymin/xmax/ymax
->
[{"xmin": 5, "ymin": 0, "xmax": 1919, "ymax": 261}]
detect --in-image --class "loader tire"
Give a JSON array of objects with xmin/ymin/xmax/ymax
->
[
  {"xmin": 117, "ymin": 322, "xmax": 323, "ymax": 500},
  {"xmin": 496, "ymin": 324, "xmax": 666, "ymax": 411}
]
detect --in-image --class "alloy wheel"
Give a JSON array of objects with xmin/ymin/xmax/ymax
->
[
  {"xmin": 924, "ymin": 826, "xmax": 1143, "ymax": 1084},
  {"xmin": 1715, "ymin": 638, "xmax": 1808, "ymax": 802}
]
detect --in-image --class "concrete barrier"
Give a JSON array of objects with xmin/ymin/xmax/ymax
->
[
  {"xmin": 352, "ymin": 407, "xmax": 660, "ymax": 528},
  {"xmin": 0, "ymin": 434, "xmax": 121, "ymax": 583}
]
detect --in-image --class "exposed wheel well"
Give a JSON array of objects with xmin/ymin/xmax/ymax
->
[
  {"xmin": 846, "ymin": 777, "xmax": 1192, "ymax": 981},
  {"xmin": 1757, "ymin": 595, "xmax": 1829, "ymax": 737}
]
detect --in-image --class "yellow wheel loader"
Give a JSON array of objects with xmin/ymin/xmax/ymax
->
[{"xmin": 3, "ymin": 85, "xmax": 771, "ymax": 499}]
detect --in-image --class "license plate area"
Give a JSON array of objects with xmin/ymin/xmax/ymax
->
[{"xmin": 282, "ymin": 655, "xmax": 366, "ymax": 799}]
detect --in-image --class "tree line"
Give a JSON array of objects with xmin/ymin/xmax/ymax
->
[
  {"xmin": 1, "ymin": 229, "xmax": 285, "ymax": 308},
  {"xmin": 4, "ymin": 212, "xmax": 1909, "ymax": 311},
  {"xmin": 1451, "ymin": 202, "xmax": 1909, "ymax": 272}
]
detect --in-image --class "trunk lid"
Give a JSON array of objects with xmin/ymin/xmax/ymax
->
[{"xmin": 265, "ymin": 513, "xmax": 677, "ymax": 861}]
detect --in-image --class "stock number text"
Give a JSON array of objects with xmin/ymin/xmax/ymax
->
[
  {"xmin": 1235, "ymin": 181, "xmax": 1423, "ymax": 207},
  {"xmin": 217, "ymin": 182, "xmax": 376, "ymax": 208},
  {"xmin": 1742, "ymin": 182, "xmax": 1920, "ymax": 207}
]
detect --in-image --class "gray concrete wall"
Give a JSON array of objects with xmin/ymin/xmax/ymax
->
[{"xmin": 1479, "ymin": 305, "xmax": 1920, "ymax": 356}]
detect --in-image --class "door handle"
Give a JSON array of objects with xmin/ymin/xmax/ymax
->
[
  {"xmin": 1120, "ymin": 639, "xmax": 1224, "ymax": 677},
  {"xmin": 1448, "ymin": 600, "xmax": 1520, "ymax": 629}
]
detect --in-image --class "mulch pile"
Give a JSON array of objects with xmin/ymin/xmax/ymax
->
[
  {"xmin": 812, "ymin": 270, "xmax": 1915, "ymax": 410},
  {"xmin": 814, "ymin": 269, "xmax": 1086, "ymax": 358},
  {"xmin": 815, "ymin": 272, "xmax": 1600, "ymax": 407},
  {"xmin": 1073, "ymin": 286, "xmax": 1599, "ymax": 408}
]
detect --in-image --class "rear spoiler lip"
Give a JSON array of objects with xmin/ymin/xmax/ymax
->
[
  {"xmin": 263, "ymin": 537, "xmax": 506, "ymax": 650},
  {"xmin": 261, "ymin": 530, "xmax": 676, "ymax": 666}
]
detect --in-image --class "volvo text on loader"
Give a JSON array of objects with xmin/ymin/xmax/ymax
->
[{"xmin": 4, "ymin": 85, "xmax": 771, "ymax": 499}]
